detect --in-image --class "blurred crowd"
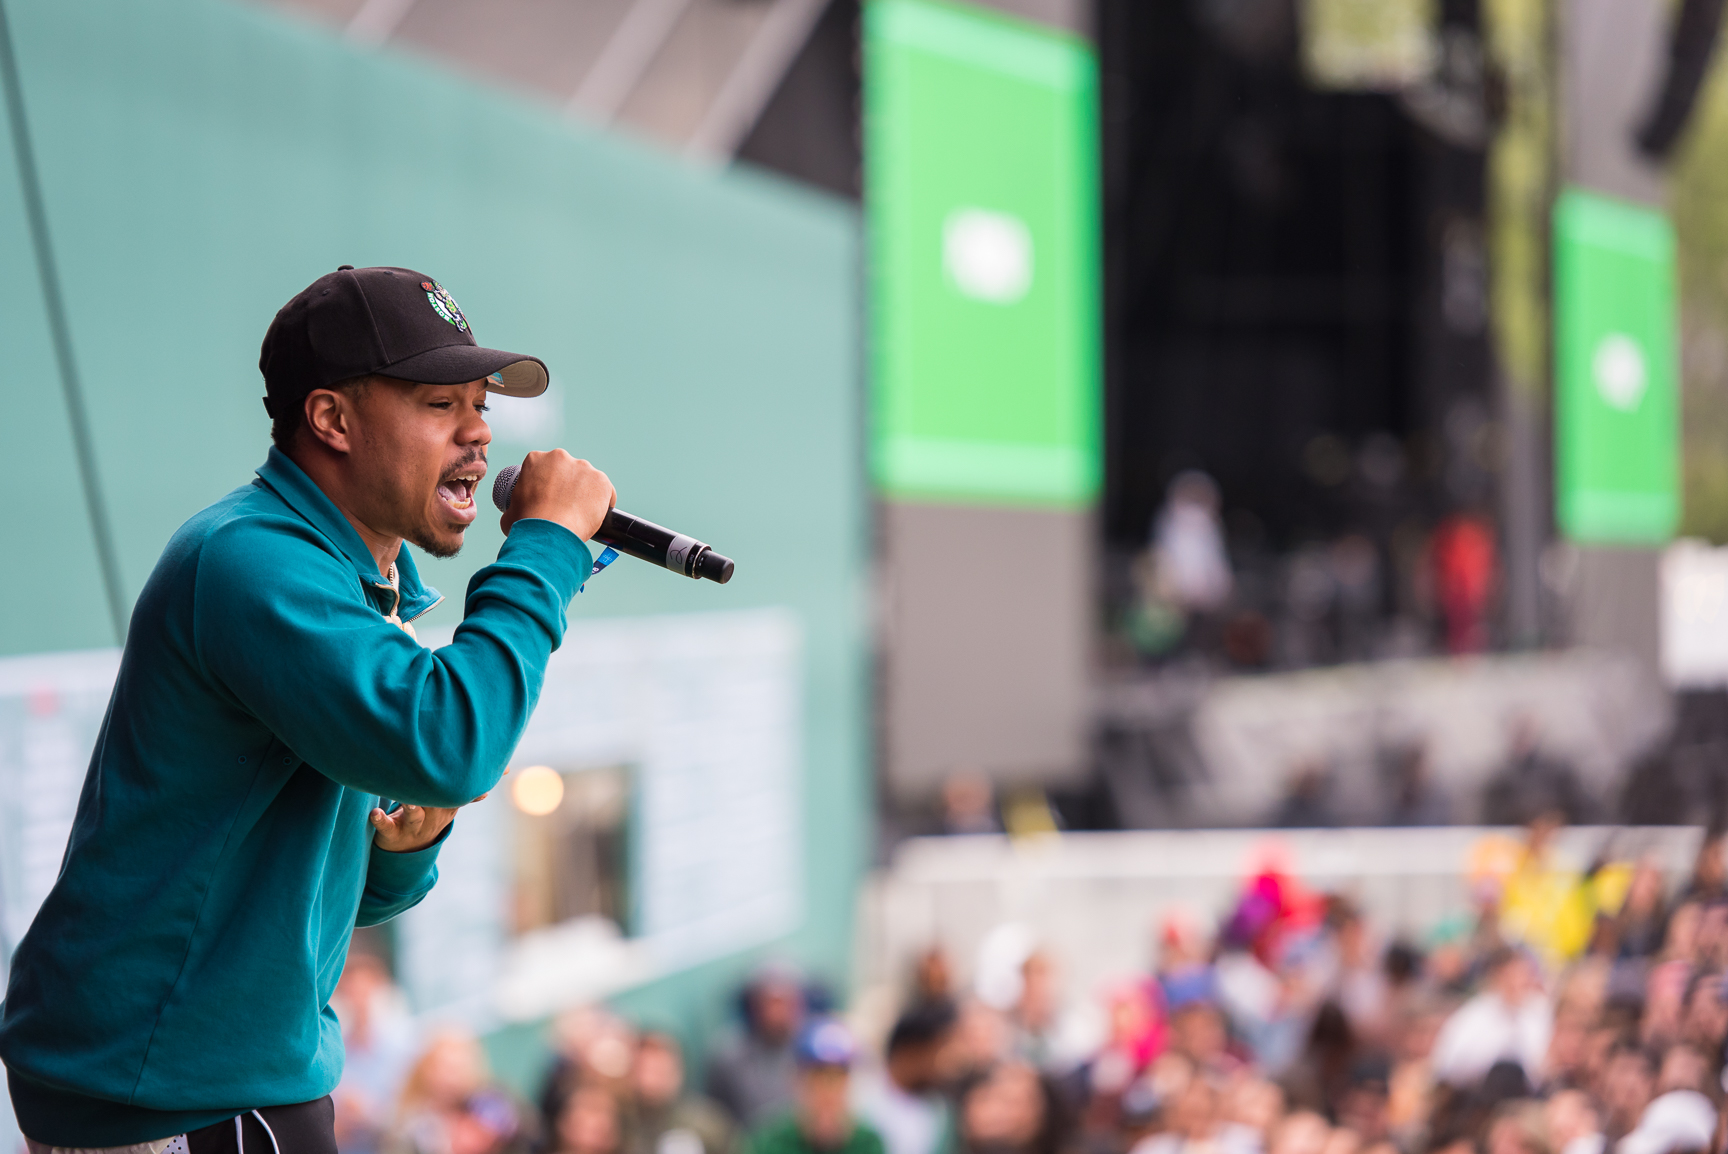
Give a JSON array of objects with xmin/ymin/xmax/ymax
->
[{"xmin": 329, "ymin": 820, "xmax": 1728, "ymax": 1154}]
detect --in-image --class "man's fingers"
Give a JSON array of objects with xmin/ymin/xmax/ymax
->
[{"xmin": 370, "ymin": 808, "xmax": 388, "ymax": 827}]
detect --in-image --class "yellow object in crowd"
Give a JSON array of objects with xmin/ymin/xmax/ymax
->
[{"xmin": 1467, "ymin": 832, "xmax": 1634, "ymax": 967}]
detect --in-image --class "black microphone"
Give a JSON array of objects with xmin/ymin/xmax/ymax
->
[{"xmin": 491, "ymin": 465, "xmax": 734, "ymax": 585}]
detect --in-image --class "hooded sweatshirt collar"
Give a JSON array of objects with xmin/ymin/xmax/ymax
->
[{"xmin": 255, "ymin": 446, "xmax": 444, "ymax": 623}]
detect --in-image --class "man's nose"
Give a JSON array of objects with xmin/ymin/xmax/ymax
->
[{"xmin": 461, "ymin": 409, "xmax": 491, "ymax": 446}]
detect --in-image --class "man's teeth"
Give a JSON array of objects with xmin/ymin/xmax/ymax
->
[{"xmin": 442, "ymin": 474, "xmax": 481, "ymax": 510}]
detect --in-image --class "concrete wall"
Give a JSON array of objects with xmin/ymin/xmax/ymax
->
[
  {"xmin": 1556, "ymin": 0, "xmax": 1672, "ymax": 669},
  {"xmin": 879, "ymin": 503, "xmax": 1092, "ymax": 801},
  {"xmin": 870, "ymin": 0, "xmax": 1099, "ymax": 806}
]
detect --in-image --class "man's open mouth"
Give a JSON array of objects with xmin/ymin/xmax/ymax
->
[{"xmin": 436, "ymin": 470, "xmax": 484, "ymax": 516}]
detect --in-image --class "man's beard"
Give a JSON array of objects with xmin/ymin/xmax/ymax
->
[{"xmin": 408, "ymin": 527, "xmax": 464, "ymax": 560}]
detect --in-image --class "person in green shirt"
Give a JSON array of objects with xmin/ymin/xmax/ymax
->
[
  {"xmin": 0, "ymin": 265, "xmax": 615, "ymax": 1154},
  {"xmin": 627, "ymin": 1031, "xmax": 736, "ymax": 1154},
  {"xmin": 746, "ymin": 1022, "xmax": 884, "ymax": 1154}
]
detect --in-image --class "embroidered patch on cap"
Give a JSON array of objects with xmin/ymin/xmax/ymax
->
[{"xmin": 421, "ymin": 280, "xmax": 469, "ymax": 333}]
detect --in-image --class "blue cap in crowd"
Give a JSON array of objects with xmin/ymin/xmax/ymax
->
[{"xmin": 795, "ymin": 1018, "xmax": 857, "ymax": 1068}]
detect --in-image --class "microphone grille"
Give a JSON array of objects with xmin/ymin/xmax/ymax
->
[{"xmin": 491, "ymin": 465, "xmax": 520, "ymax": 513}]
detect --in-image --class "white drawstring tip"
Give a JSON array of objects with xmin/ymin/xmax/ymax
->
[{"xmin": 251, "ymin": 1111, "xmax": 282, "ymax": 1154}]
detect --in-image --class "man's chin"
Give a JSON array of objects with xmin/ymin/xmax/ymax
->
[{"xmin": 408, "ymin": 526, "xmax": 467, "ymax": 560}]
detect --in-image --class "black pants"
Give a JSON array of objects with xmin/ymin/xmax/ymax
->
[{"xmin": 185, "ymin": 1097, "xmax": 335, "ymax": 1154}]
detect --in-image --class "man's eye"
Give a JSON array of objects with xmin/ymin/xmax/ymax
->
[
  {"xmin": 430, "ymin": 401, "xmax": 453, "ymax": 410},
  {"xmin": 477, "ymin": 404, "xmax": 491, "ymax": 413}
]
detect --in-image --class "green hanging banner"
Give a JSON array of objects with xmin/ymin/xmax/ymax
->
[
  {"xmin": 864, "ymin": 0, "xmax": 1100, "ymax": 508},
  {"xmin": 1553, "ymin": 187, "xmax": 1679, "ymax": 544}
]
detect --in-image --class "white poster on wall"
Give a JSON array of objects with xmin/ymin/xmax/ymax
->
[
  {"xmin": 0, "ymin": 648, "xmax": 121, "ymax": 964},
  {"xmin": 1662, "ymin": 539, "xmax": 1728, "ymax": 688}
]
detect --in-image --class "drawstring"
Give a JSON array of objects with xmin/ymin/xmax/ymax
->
[
  {"xmin": 233, "ymin": 1111, "xmax": 280, "ymax": 1154},
  {"xmin": 252, "ymin": 1111, "xmax": 282, "ymax": 1154}
]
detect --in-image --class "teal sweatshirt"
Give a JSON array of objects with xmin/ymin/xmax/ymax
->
[{"xmin": 0, "ymin": 448, "xmax": 591, "ymax": 1147}]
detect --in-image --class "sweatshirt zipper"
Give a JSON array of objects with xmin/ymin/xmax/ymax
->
[
  {"xmin": 372, "ymin": 564, "xmax": 444, "ymax": 630},
  {"xmin": 375, "ymin": 565, "xmax": 415, "ymax": 639}
]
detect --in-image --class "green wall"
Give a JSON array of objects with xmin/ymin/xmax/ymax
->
[{"xmin": 0, "ymin": 0, "xmax": 866, "ymax": 1089}]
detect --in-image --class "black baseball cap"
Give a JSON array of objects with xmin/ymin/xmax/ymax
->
[{"xmin": 259, "ymin": 265, "xmax": 549, "ymax": 419}]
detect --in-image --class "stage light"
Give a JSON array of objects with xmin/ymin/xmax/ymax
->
[{"xmin": 512, "ymin": 765, "xmax": 564, "ymax": 816}]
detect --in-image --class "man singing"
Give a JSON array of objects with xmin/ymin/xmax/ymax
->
[{"xmin": 0, "ymin": 266, "xmax": 612, "ymax": 1154}]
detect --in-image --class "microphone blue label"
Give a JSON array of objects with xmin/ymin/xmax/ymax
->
[{"xmin": 579, "ymin": 546, "xmax": 619, "ymax": 593}]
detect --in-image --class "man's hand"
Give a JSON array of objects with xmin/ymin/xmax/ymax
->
[
  {"xmin": 500, "ymin": 449, "xmax": 615, "ymax": 541},
  {"xmin": 370, "ymin": 776, "xmax": 499, "ymax": 853},
  {"xmin": 369, "ymin": 803, "xmax": 458, "ymax": 853}
]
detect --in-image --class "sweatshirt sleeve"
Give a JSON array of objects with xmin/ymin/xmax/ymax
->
[
  {"xmin": 356, "ymin": 819, "xmax": 452, "ymax": 927},
  {"xmin": 194, "ymin": 516, "xmax": 591, "ymax": 807}
]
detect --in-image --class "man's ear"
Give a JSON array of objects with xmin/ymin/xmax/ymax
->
[{"xmin": 303, "ymin": 389, "xmax": 354, "ymax": 454}]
